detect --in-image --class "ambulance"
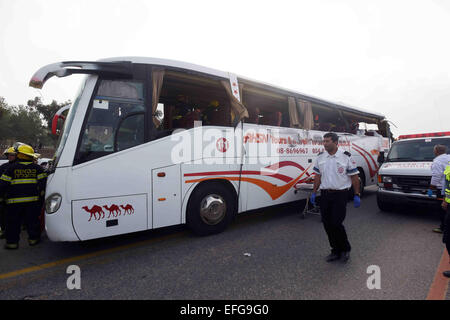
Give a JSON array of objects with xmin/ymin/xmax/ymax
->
[
  {"xmin": 377, "ymin": 132, "xmax": 450, "ymax": 211},
  {"xmin": 29, "ymin": 57, "xmax": 392, "ymax": 241}
]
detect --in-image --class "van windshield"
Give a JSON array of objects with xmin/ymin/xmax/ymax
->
[{"xmin": 386, "ymin": 138, "xmax": 450, "ymax": 162}]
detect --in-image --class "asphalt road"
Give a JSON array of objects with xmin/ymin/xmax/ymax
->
[{"xmin": 0, "ymin": 186, "xmax": 448, "ymax": 300}]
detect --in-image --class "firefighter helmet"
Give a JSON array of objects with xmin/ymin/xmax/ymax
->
[
  {"xmin": 17, "ymin": 144, "xmax": 35, "ymax": 157},
  {"xmin": 209, "ymin": 100, "xmax": 219, "ymax": 108},
  {"xmin": 3, "ymin": 147, "xmax": 16, "ymax": 155}
]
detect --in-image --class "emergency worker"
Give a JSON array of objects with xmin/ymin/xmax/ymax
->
[
  {"xmin": 202, "ymin": 100, "xmax": 220, "ymax": 125},
  {"xmin": 442, "ymin": 160, "xmax": 450, "ymax": 278},
  {"xmin": 428, "ymin": 145, "xmax": 450, "ymax": 233},
  {"xmin": 0, "ymin": 147, "xmax": 17, "ymax": 239},
  {"xmin": 172, "ymin": 95, "xmax": 193, "ymax": 128},
  {"xmin": 32, "ymin": 152, "xmax": 46, "ymax": 217},
  {"xmin": 310, "ymin": 132, "xmax": 361, "ymax": 262},
  {"xmin": 0, "ymin": 144, "xmax": 47, "ymax": 249},
  {"xmin": 32, "ymin": 153, "xmax": 40, "ymax": 165}
]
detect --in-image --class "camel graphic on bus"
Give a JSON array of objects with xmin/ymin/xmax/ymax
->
[
  {"xmin": 82, "ymin": 204, "xmax": 134, "ymax": 221},
  {"xmin": 120, "ymin": 204, "xmax": 134, "ymax": 215},
  {"xmin": 103, "ymin": 204, "xmax": 121, "ymax": 218},
  {"xmin": 82, "ymin": 205, "xmax": 105, "ymax": 221}
]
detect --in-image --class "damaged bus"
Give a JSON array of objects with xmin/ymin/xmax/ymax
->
[{"xmin": 30, "ymin": 57, "xmax": 391, "ymax": 241}]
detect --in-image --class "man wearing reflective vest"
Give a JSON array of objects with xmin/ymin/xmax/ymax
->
[
  {"xmin": 0, "ymin": 144, "xmax": 47, "ymax": 249},
  {"xmin": 0, "ymin": 147, "xmax": 17, "ymax": 239},
  {"xmin": 442, "ymin": 161, "xmax": 450, "ymax": 278}
]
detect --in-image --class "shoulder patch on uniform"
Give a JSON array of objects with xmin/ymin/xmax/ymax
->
[{"xmin": 344, "ymin": 151, "xmax": 351, "ymax": 157}]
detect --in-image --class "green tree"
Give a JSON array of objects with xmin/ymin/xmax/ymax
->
[
  {"xmin": 27, "ymin": 97, "xmax": 71, "ymax": 131},
  {"xmin": 0, "ymin": 97, "xmax": 13, "ymax": 141},
  {"xmin": 7, "ymin": 105, "xmax": 47, "ymax": 146},
  {"xmin": 27, "ymin": 97, "xmax": 71, "ymax": 146},
  {"xmin": 1, "ymin": 96, "xmax": 71, "ymax": 149}
]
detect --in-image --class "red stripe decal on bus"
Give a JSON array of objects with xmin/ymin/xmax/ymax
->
[{"xmin": 351, "ymin": 147, "xmax": 377, "ymax": 178}]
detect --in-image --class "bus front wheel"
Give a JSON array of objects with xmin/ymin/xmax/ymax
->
[{"xmin": 186, "ymin": 181, "xmax": 237, "ymax": 236}]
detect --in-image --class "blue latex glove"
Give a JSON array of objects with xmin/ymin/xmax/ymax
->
[
  {"xmin": 354, "ymin": 195, "xmax": 361, "ymax": 208},
  {"xmin": 427, "ymin": 189, "xmax": 433, "ymax": 197},
  {"xmin": 310, "ymin": 193, "xmax": 316, "ymax": 206}
]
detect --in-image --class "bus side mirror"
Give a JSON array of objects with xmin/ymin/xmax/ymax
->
[{"xmin": 377, "ymin": 152, "xmax": 385, "ymax": 164}]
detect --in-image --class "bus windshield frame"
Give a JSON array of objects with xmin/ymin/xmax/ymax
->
[{"xmin": 51, "ymin": 77, "xmax": 87, "ymax": 171}]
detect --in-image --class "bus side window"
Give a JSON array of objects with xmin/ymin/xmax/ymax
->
[
  {"xmin": 242, "ymin": 86, "xmax": 288, "ymax": 128},
  {"xmin": 152, "ymin": 71, "xmax": 232, "ymax": 141}
]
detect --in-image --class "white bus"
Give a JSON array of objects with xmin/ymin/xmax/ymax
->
[{"xmin": 30, "ymin": 57, "xmax": 391, "ymax": 241}]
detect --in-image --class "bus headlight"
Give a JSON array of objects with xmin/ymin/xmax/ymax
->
[{"xmin": 45, "ymin": 193, "xmax": 62, "ymax": 214}]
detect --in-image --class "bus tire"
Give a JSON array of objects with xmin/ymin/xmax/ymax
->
[
  {"xmin": 186, "ymin": 181, "xmax": 237, "ymax": 236},
  {"xmin": 349, "ymin": 169, "xmax": 365, "ymax": 199},
  {"xmin": 358, "ymin": 169, "xmax": 366, "ymax": 196}
]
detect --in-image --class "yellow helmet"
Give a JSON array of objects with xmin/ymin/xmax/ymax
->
[
  {"xmin": 3, "ymin": 147, "xmax": 16, "ymax": 155},
  {"xmin": 17, "ymin": 144, "xmax": 35, "ymax": 157},
  {"xmin": 209, "ymin": 100, "xmax": 219, "ymax": 108},
  {"xmin": 33, "ymin": 153, "xmax": 41, "ymax": 159}
]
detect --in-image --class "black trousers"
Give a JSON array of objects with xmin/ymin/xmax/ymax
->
[
  {"xmin": 439, "ymin": 208, "xmax": 446, "ymax": 230},
  {"xmin": 5, "ymin": 202, "xmax": 41, "ymax": 244},
  {"xmin": 320, "ymin": 190, "xmax": 351, "ymax": 254},
  {"xmin": 443, "ymin": 205, "xmax": 450, "ymax": 254},
  {"xmin": 0, "ymin": 203, "xmax": 5, "ymax": 232}
]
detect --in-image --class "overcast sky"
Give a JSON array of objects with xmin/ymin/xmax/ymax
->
[{"xmin": 1, "ymin": 0, "xmax": 449, "ymax": 137}]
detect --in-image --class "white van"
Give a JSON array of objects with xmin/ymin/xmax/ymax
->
[{"xmin": 376, "ymin": 132, "xmax": 450, "ymax": 211}]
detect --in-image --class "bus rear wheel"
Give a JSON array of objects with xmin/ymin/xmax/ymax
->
[
  {"xmin": 349, "ymin": 170, "xmax": 365, "ymax": 199},
  {"xmin": 186, "ymin": 181, "xmax": 237, "ymax": 236}
]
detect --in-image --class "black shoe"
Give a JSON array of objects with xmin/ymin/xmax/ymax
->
[
  {"xmin": 325, "ymin": 252, "xmax": 341, "ymax": 262},
  {"xmin": 340, "ymin": 251, "xmax": 350, "ymax": 263},
  {"xmin": 443, "ymin": 271, "xmax": 450, "ymax": 278}
]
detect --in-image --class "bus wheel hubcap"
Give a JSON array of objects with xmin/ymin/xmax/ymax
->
[{"xmin": 200, "ymin": 194, "xmax": 226, "ymax": 225}]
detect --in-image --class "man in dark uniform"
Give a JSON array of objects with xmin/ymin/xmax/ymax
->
[
  {"xmin": 310, "ymin": 132, "xmax": 361, "ymax": 262},
  {"xmin": 0, "ymin": 147, "xmax": 17, "ymax": 239},
  {"xmin": 0, "ymin": 144, "xmax": 47, "ymax": 249}
]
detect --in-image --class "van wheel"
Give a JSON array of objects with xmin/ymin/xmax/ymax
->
[
  {"xmin": 376, "ymin": 194, "xmax": 394, "ymax": 212},
  {"xmin": 186, "ymin": 181, "xmax": 236, "ymax": 236}
]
